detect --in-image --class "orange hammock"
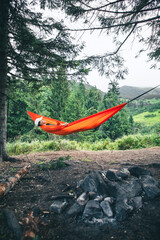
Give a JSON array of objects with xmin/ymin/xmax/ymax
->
[{"xmin": 27, "ymin": 103, "xmax": 126, "ymax": 136}]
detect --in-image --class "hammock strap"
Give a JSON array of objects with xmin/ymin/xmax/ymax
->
[{"xmin": 127, "ymin": 84, "xmax": 160, "ymax": 104}]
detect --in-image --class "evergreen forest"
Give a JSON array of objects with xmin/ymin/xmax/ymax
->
[{"xmin": 7, "ymin": 80, "xmax": 160, "ymax": 155}]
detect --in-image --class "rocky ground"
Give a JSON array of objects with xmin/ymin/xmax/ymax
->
[{"xmin": 0, "ymin": 147, "xmax": 160, "ymax": 240}]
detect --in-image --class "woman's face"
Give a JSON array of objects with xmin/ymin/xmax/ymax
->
[{"xmin": 39, "ymin": 119, "xmax": 45, "ymax": 126}]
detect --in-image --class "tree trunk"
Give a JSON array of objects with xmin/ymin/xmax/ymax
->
[{"xmin": 0, "ymin": 0, "xmax": 9, "ymax": 162}]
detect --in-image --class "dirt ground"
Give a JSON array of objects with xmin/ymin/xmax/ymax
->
[{"xmin": 0, "ymin": 147, "xmax": 160, "ymax": 240}]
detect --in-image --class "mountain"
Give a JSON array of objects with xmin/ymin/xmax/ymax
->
[
  {"xmin": 76, "ymin": 82, "xmax": 160, "ymax": 100},
  {"xmin": 119, "ymin": 85, "xmax": 160, "ymax": 100}
]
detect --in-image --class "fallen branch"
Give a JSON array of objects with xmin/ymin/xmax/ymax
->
[{"xmin": 0, "ymin": 165, "xmax": 31, "ymax": 197}]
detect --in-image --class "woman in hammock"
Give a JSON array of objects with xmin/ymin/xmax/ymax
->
[{"xmin": 35, "ymin": 117, "xmax": 68, "ymax": 127}]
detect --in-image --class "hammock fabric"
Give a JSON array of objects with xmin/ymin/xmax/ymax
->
[{"xmin": 27, "ymin": 103, "xmax": 126, "ymax": 136}]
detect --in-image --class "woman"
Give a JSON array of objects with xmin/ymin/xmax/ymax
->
[{"xmin": 35, "ymin": 117, "xmax": 68, "ymax": 127}]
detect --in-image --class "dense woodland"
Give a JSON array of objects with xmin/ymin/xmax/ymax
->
[{"xmin": 7, "ymin": 79, "xmax": 160, "ymax": 146}]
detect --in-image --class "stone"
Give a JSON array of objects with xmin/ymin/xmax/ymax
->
[
  {"xmin": 115, "ymin": 198, "xmax": 133, "ymax": 222},
  {"xmin": 80, "ymin": 172, "xmax": 108, "ymax": 195},
  {"xmin": 102, "ymin": 217, "xmax": 116, "ymax": 225},
  {"xmin": 128, "ymin": 166, "xmax": 152, "ymax": 178},
  {"xmin": 82, "ymin": 200, "xmax": 103, "ymax": 219},
  {"xmin": 140, "ymin": 175, "xmax": 159, "ymax": 186},
  {"xmin": 107, "ymin": 177, "xmax": 142, "ymax": 200},
  {"xmin": 94, "ymin": 195, "xmax": 104, "ymax": 202},
  {"xmin": 88, "ymin": 191, "xmax": 97, "ymax": 199},
  {"xmin": 100, "ymin": 200, "xmax": 113, "ymax": 218},
  {"xmin": 129, "ymin": 196, "xmax": 143, "ymax": 211},
  {"xmin": 49, "ymin": 167, "xmax": 160, "ymax": 225},
  {"xmin": 106, "ymin": 169, "xmax": 121, "ymax": 181},
  {"xmin": 117, "ymin": 168, "xmax": 130, "ymax": 180},
  {"xmin": 105, "ymin": 168, "xmax": 130, "ymax": 182},
  {"xmin": 50, "ymin": 200, "xmax": 68, "ymax": 214},
  {"xmin": 67, "ymin": 202, "xmax": 84, "ymax": 217},
  {"xmin": 104, "ymin": 197, "xmax": 115, "ymax": 204},
  {"xmin": 77, "ymin": 192, "xmax": 89, "ymax": 206},
  {"xmin": 140, "ymin": 175, "xmax": 160, "ymax": 199},
  {"xmin": 90, "ymin": 217, "xmax": 116, "ymax": 225},
  {"xmin": 4, "ymin": 208, "xmax": 23, "ymax": 240}
]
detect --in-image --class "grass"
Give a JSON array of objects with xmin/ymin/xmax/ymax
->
[
  {"xmin": 36, "ymin": 157, "xmax": 68, "ymax": 170},
  {"xmin": 134, "ymin": 110, "xmax": 160, "ymax": 126},
  {"xmin": 7, "ymin": 133, "xmax": 160, "ymax": 156}
]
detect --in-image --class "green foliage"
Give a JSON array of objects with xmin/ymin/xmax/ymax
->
[
  {"xmin": 101, "ymin": 81, "xmax": 133, "ymax": 140},
  {"xmin": 7, "ymin": 139, "xmax": 79, "ymax": 156},
  {"xmin": 7, "ymin": 133, "xmax": 160, "ymax": 155},
  {"xmin": 134, "ymin": 110, "xmax": 160, "ymax": 126},
  {"xmin": 36, "ymin": 156, "xmax": 69, "ymax": 171},
  {"xmin": 7, "ymin": 80, "xmax": 134, "ymax": 143},
  {"xmin": 63, "ymin": 81, "xmax": 87, "ymax": 123},
  {"xmin": 48, "ymin": 69, "xmax": 70, "ymax": 120},
  {"xmin": 127, "ymin": 98, "xmax": 160, "ymax": 116},
  {"xmin": 115, "ymin": 134, "xmax": 160, "ymax": 150}
]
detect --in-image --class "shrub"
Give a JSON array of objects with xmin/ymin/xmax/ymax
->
[{"xmin": 6, "ymin": 133, "xmax": 160, "ymax": 155}]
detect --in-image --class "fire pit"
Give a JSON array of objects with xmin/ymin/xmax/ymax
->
[{"xmin": 50, "ymin": 166, "xmax": 160, "ymax": 226}]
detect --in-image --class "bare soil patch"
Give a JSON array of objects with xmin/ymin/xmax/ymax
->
[{"xmin": 0, "ymin": 147, "xmax": 160, "ymax": 240}]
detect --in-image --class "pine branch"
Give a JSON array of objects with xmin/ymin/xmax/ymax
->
[
  {"xmin": 78, "ymin": 0, "xmax": 159, "ymax": 14},
  {"xmin": 64, "ymin": 16, "xmax": 160, "ymax": 31}
]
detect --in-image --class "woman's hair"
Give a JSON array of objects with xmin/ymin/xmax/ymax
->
[{"xmin": 38, "ymin": 121, "xmax": 41, "ymax": 126}]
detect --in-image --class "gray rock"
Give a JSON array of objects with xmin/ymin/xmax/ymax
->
[
  {"xmin": 77, "ymin": 192, "xmax": 89, "ymax": 206},
  {"xmin": 104, "ymin": 197, "xmax": 115, "ymax": 204},
  {"xmin": 140, "ymin": 175, "xmax": 159, "ymax": 186},
  {"xmin": 82, "ymin": 200, "xmax": 103, "ymax": 219},
  {"xmin": 50, "ymin": 200, "xmax": 68, "ymax": 214},
  {"xmin": 88, "ymin": 191, "xmax": 97, "ymax": 199},
  {"xmin": 106, "ymin": 169, "xmax": 121, "ymax": 181},
  {"xmin": 94, "ymin": 195, "xmax": 104, "ymax": 202},
  {"xmin": 115, "ymin": 198, "xmax": 133, "ymax": 222},
  {"xmin": 129, "ymin": 196, "xmax": 143, "ymax": 210},
  {"xmin": 107, "ymin": 177, "xmax": 142, "ymax": 200},
  {"xmin": 140, "ymin": 175, "xmax": 160, "ymax": 199},
  {"xmin": 102, "ymin": 217, "xmax": 116, "ymax": 225},
  {"xmin": 80, "ymin": 172, "xmax": 108, "ymax": 195},
  {"xmin": 105, "ymin": 168, "xmax": 130, "ymax": 181},
  {"xmin": 4, "ymin": 208, "xmax": 23, "ymax": 240},
  {"xmin": 67, "ymin": 202, "xmax": 84, "ymax": 217},
  {"xmin": 90, "ymin": 217, "xmax": 116, "ymax": 225},
  {"xmin": 100, "ymin": 200, "xmax": 113, "ymax": 217},
  {"xmin": 128, "ymin": 166, "xmax": 152, "ymax": 178},
  {"xmin": 117, "ymin": 168, "xmax": 130, "ymax": 180}
]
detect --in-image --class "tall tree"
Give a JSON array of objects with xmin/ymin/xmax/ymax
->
[
  {"xmin": 0, "ymin": 0, "xmax": 86, "ymax": 162},
  {"xmin": 86, "ymin": 86, "xmax": 102, "ymax": 112},
  {"xmin": 101, "ymin": 80, "xmax": 131, "ymax": 140},
  {"xmin": 64, "ymin": 81, "xmax": 86, "ymax": 123},
  {"xmin": 48, "ymin": 68, "xmax": 70, "ymax": 120}
]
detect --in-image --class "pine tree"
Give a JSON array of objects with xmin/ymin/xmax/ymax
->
[
  {"xmin": 101, "ymin": 80, "xmax": 131, "ymax": 140},
  {"xmin": 0, "ymin": 0, "xmax": 85, "ymax": 162},
  {"xmin": 64, "ymin": 81, "xmax": 86, "ymax": 123},
  {"xmin": 86, "ymin": 86, "xmax": 102, "ymax": 113},
  {"xmin": 48, "ymin": 68, "xmax": 70, "ymax": 120}
]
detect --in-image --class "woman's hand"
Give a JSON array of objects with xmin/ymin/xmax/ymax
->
[{"xmin": 61, "ymin": 122, "xmax": 68, "ymax": 127}]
